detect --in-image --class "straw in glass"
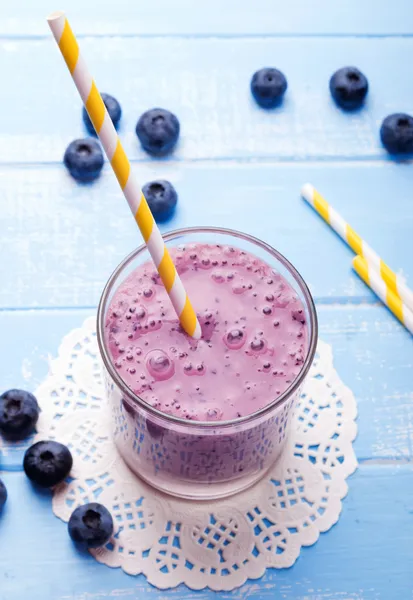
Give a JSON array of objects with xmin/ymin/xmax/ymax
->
[{"xmin": 47, "ymin": 11, "xmax": 201, "ymax": 339}]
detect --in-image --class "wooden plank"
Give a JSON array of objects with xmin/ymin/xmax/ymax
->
[
  {"xmin": 2, "ymin": 0, "xmax": 413, "ymax": 36},
  {"xmin": 1, "ymin": 37, "xmax": 413, "ymax": 164},
  {"xmin": 318, "ymin": 305, "xmax": 413, "ymax": 462},
  {"xmin": 0, "ymin": 464, "xmax": 411, "ymax": 598},
  {"xmin": 0, "ymin": 163, "xmax": 411, "ymax": 308},
  {"xmin": 0, "ymin": 305, "xmax": 411, "ymax": 468}
]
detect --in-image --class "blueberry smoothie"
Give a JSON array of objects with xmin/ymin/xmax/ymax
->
[{"xmin": 100, "ymin": 235, "xmax": 315, "ymax": 499}]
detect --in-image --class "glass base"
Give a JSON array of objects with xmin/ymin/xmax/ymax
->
[{"xmin": 120, "ymin": 452, "xmax": 276, "ymax": 500}]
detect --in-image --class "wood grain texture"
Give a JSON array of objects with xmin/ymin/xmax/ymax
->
[
  {"xmin": 0, "ymin": 37, "xmax": 413, "ymax": 163},
  {"xmin": 0, "ymin": 465, "xmax": 412, "ymax": 600},
  {"xmin": 0, "ymin": 163, "xmax": 411, "ymax": 307},
  {"xmin": 2, "ymin": 0, "xmax": 413, "ymax": 36}
]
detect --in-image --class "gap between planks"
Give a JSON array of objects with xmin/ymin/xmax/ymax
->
[
  {"xmin": 0, "ymin": 157, "xmax": 411, "ymax": 168},
  {"xmin": 2, "ymin": 33, "xmax": 413, "ymax": 41}
]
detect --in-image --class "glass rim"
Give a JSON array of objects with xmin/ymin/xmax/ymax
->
[{"xmin": 97, "ymin": 226, "xmax": 318, "ymax": 429}]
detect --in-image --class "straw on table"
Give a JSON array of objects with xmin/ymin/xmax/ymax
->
[
  {"xmin": 47, "ymin": 11, "xmax": 201, "ymax": 339},
  {"xmin": 301, "ymin": 183, "xmax": 413, "ymax": 312},
  {"xmin": 353, "ymin": 255, "xmax": 413, "ymax": 334}
]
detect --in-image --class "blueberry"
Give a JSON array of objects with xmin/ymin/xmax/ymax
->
[
  {"xmin": 0, "ymin": 389, "xmax": 39, "ymax": 440},
  {"xmin": 380, "ymin": 113, "xmax": 413, "ymax": 154},
  {"xmin": 329, "ymin": 67, "xmax": 368, "ymax": 110},
  {"xmin": 63, "ymin": 138, "xmax": 104, "ymax": 182},
  {"xmin": 83, "ymin": 93, "xmax": 121, "ymax": 135},
  {"xmin": 0, "ymin": 478, "xmax": 7, "ymax": 511},
  {"xmin": 23, "ymin": 441, "xmax": 73, "ymax": 487},
  {"xmin": 250, "ymin": 68, "xmax": 287, "ymax": 108},
  {"xmin": 142, "ymin": 180, "xmax": 178, "ymax": 222},
  {"xmin": 136, "ymin": 108, "xmax": 180, "ymax": 155},
  {"xmin": 68, "ymin": 502, "xmax": 114, "ymax": 548}
]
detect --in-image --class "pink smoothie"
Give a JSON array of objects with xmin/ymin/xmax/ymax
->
[{"xmin": 105, "ymin": 243, "xmax": 308, "ymax": 422}]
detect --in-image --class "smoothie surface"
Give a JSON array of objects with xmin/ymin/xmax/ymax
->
[{"xmin": 105, "ymin": 243, "xmax": 308, "ymax": 421}]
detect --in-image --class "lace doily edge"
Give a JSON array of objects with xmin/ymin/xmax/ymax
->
[{"xmin": 48, "ymin": 452, "xmax": 358, "ymax": 592}]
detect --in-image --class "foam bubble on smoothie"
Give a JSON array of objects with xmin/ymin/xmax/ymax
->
[
  {"xmin": 249, "ymin": 337, "xmax": 266, "ymax": 353},
  {"xmin": 211, "ymin": 271, "xmax": 225, "ymax": 283},
  {"xmin": 146, "ymin": 350, "xmax": 174, "ymax": 381},
  {"xmin": 232, "ymin": 281, "xmax": 247, "ymax": 294},
  {"xmin": 200, "ymin": 257, "xmax": 212, "ymax": 269},
  {"xmin": 224, "ymin": 328, "xmax": 246, "ymax": 350},
  {"xmin": 183, "ymin": 361, "xmax": 206, "ymax": 376},
  {"xmin": 205, "ymin": 407, "xmax": 224, "ymax": 421},
  {"xmin": 143, "ymin": 288, "xmax": 155, "ymax": 299}
]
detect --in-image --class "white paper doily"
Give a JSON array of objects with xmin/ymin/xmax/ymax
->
[{"xmin": 35, "ymin": 316, "xmax": 357, "ymax": 591}]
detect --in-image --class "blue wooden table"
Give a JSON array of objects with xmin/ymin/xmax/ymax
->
[{"xmin": 0, "ymin": 2, "xmax": 412, "ymax": 598}]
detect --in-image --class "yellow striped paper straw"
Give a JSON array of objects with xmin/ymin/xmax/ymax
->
[
  {"xmin": 47, "ymin": 11, "xmax": 201, "ymax": 339},
  {"xmin": 301, "ymin": 183, "xmax": 413, "ymax": 312},
  {"xmin": 353, "ymin": 256, "xmax": 413, "ymax": 334}
]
